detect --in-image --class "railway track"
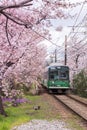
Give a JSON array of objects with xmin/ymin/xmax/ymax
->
[
  {"xmin": 67, "ymin": 94, "xmax": 87, "ymax": 107},
  {"xmin": 53, "ymin": 95, "xmax": 87, "ymax": 122}
]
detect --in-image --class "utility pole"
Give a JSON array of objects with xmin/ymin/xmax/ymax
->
[
  {"xmin": 64, "ymin": 35, "xmax": 67, "ymax": 65},
  {"xmin": 55, "ymin": 49, "xmax": 57, "ymax": 62}
]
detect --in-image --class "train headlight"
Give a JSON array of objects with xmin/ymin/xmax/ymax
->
[{"xmin": 52, "ymin": 81, "xmax": 54, "ymax": 84}]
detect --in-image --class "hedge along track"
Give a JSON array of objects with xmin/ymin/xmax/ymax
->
[{"xmin": 53, "ymin": 94, "xmax": 87, "ymax": 123}]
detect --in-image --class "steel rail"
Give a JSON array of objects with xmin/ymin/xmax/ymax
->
[
  {"xmin": 67, "ymin": 95, "xmax": 87, "ymax": 107},
  {"xmin": 53, "ymin": 95, "xmax": 87, "ymax": 122}
]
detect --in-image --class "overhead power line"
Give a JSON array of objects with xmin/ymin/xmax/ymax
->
[
  {"xmin": 31, "ymin": 28, "xmax": 61, "ymax": 48},
  {"xmin": 68, "ymin": 36, "xmax": 87, "ymax": 49},
  {"xmin": 68, "ymin": 41, "xmax": 87, "ymax": 59},
  {"xmin": 67, "ymin": 2, "xmax": 85, "ymax": 39}
]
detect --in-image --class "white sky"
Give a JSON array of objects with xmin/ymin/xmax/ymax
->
[{"xmin": 40, "ymin": 0, "xmax": 87, "ymax": 54}]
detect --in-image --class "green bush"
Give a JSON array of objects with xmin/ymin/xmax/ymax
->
[{"xmin": 72, "ymin": 70, "xmax": 87, "ymax": 98}]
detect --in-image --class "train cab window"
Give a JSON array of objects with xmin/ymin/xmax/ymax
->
[
  {"xmin": 60, "ymin": 71, "xmax": 69, "ymax": 79},
  {"xmin": 50, "ymin": 75, "xmax": 54, "ymax": 80},
  {"xmin": 61, "ymin": 72, "xmax": 66, "ymax": 77},
  {"xmin": 49, "ymin": 71, "xmax": 58, "ymax": 80}
]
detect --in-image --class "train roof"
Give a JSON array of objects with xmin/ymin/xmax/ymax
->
[
  {"xmin": 48, "ymin": 66, "xmax": 69, "ymax": 69},
  {"xmin": 44, "ymin": 63, "xmax": 69, "ymax": 72},
  {"xmin": 48, "ymin": 63, "xmax": 69, "ymax": 68}
]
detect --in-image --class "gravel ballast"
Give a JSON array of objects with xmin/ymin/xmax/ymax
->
[{"xmin": 12, "ymin": 120, "xmax": 72, "ymax": 130}]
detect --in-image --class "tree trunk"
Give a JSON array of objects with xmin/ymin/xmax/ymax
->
[
  {"xmin": 0, "ymin": 96, "xmax": 7, "ymax": 116},
  {"xmin": 0, "ymin": 65, "xmax": 9, "ymax": 116},
  {"xmin": 0, "ymin": 87, "xmax": 7, "ymax": 117}
]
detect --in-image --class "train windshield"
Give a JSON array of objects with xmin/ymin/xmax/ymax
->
[
  {"xmin": 60, "ymin": 70, "xmax": 69, "ymax": 80},
  {"xmin": 49, "ymin": 66, "xmax": 69, "ymax": 80},
  {"xmin": 49, "ymin": 67, "xmax": 59, "ymax": 80}
]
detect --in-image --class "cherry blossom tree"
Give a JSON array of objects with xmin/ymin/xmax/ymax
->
[
  {"xmin": 67, "ymin": 36, "xmax": 87, "ymax": 81},
  {"xmin": 0, "ymin": 0, "xmax": 82, "ymax": 116},
  {"xmin": 0, "ymin": 25, "xmax": 45, "ymax": 116}
]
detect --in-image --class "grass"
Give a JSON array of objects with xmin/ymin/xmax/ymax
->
[
  {"xmin": 0, "ymin": 105, "xmax": 30, "ymax": 130},
  {"xmin": 0, "ymin": 95, "xmax": 60, "ymax": 130},
  {"xmin": 66, "ymin": 115, "xmax": 86, "ymax": 130},
  {"xmin": 0, "ymin": 95, "xmax": 86, "ymax": 130}
]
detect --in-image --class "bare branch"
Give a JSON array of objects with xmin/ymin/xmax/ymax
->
[
  {"xmin": 5, "ymin": 18, "xmax": 11, "ymax": 46},
  {"xmin": 0, "ymin": 0, "xmax": 33, "ymax": 11},
  {"xmin": 1, "ymin": 11, "xmax": 32, "ymax": 28},
  {"xmin": 36, "ymin": 15, "xmax": 47, "ymax": 24},
  {"xmin": 0, "ymin": 21, "xmax": 3, "ymax": 25},
  {"xmin": 5, "ymin": 46, "xmax": 15, "ymax": 64},
  {"xmin": 19, "ymin": 0, "xmax": 33, "ymax": 5},
  {"xmin": 6, "ymin": 61, "xmax": 14, "ymax": 67}
]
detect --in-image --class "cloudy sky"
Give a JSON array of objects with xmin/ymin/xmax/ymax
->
[{"xmin": 41, "ymin": 0, "xmax": 87, "ymax": 53}]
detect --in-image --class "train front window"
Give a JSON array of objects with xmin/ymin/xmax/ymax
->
[
  {"xmin": 49, "ymin": 66, "xmax": 69, "ymax": 80},
  {"xmin": 50, "ymin": 74, "xmax": 54, "ymax": 80},
  {"xmin": 60, "ymin": 71, "xmax": 69, "ymax": 80},
  {"xmin": 49, "ymin": 69, "xmax": 59, "ymax": 80}
]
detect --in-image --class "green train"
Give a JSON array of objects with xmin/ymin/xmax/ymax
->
[{"xmin": 42, "ymin": 64, "xmax": 70, "ymax": 93}]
